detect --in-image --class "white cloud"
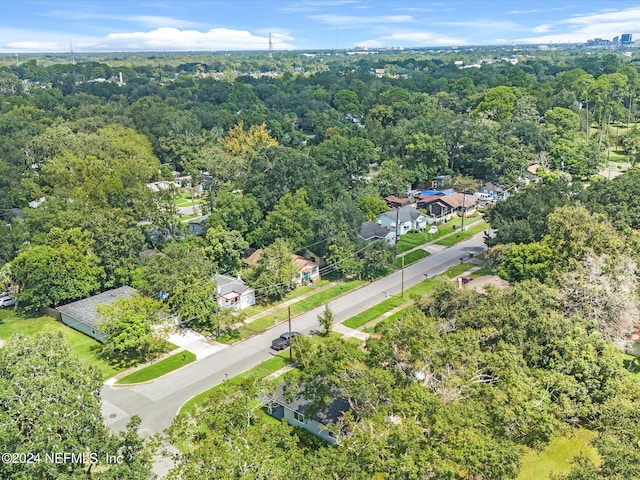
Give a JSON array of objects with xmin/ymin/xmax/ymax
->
[
  {"xmin": 6, "ymin": 41, "xmax": 61, "ymax": 51},
  {"xmin": 531, "ymin": 24, "xmax": 551, "ymax": 33},
  {"xmin": 309, "ymin": 14, "xmax": 413, "ymax": 26},
  {"xmin": 516, "ymin": 7, "xmax": 640, "ymax": 44},
  {"xmin": 356, "ymin": 30, "xmax": 467, "ymax": 48},
  {"xmin": 95, "ymin": 27, "xmax": 296, "ymax": 51}
]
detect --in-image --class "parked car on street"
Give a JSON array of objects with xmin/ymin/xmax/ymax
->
[
  {"xmin": 0, "ymin": 297, "xmax": 17, "ymax": 308},
  {"xmin": 271, "ymin": 331, "xmax": 301, "ymax": 350}
]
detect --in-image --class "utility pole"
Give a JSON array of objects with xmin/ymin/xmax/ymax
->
[
  {"xmin": 401, "ymin": 253, "xmax": 404, "ymax": 297},
  {"xmin": 288, "ymin": 306, "xmax": 292, "ymax": 361}
]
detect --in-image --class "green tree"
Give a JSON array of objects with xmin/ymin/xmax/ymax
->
[
  {"xmin": 11, "ymin": 228, "xmax": 103, "ymax": 310},
  {"xmin": 98, "ymin": 295, "xmax": 166, "ymax": 357},
  {"xmin": 0, "ymin": 334, "xmax": 154, "ymax": 479},
  {"xmin": 473, "ymin": 86, "xmax": 517, "ymax": 122},
  {"xmin": 496, "ymin": 240, "xmax": 554, "ymax": 283},
  {"xmin": 204, "ymin": 225, "xmax": 249, "ymax": 274},
  {"xmin": 262, "ymin": 188, "xmax": 314, "ymax": 248},
  {"xmin": 359, "ymin": 240, "xmax": 395, "ymax": 280},
  {"xmin": 375, "ymin": 159, "xmax": 408, "ymax": 196},
  {"xmin": 325, "ymin": 233, "xmax": 361, "ymax": 278},
  {"xmin": 357, "ymin": 195, "xmax": 389, "ymax": 221},
  {"xmin": 317, "ymin": 302, "xmax": 335, "ymax": 335},
  {"xmin": 403, "ymin": 133, "xmax": 448, "ymax": 184},
  {"xmin": 247, "ymin": 239, "xmax": 299, "ymax": 300}
]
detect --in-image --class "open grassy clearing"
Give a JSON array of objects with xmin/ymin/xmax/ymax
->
[
  {"xmin": 0, "ymin": 310, "xmax": 158, "ymax": 380},
  {"xmin": 517, "ymin": 428, "xmax": 600, "ymax": 480},
  {"xmin": 435, "ymin": 221, "xmax": 489, "ymax": 246},
  {"xmin": 116, "ymin": 350, "xmax": 196, "ymax": 384}
]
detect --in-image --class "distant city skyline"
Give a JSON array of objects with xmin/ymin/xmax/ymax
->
[{"xmin": 1, "ymin": 1, "xmax": 639, "ymax": 53}]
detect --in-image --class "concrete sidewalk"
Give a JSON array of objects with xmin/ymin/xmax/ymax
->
[{"xmin": 332, "ymin": 323, "xmax": 370, "ymax": 341}]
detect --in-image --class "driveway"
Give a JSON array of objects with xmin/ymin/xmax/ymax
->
[
  {"xmin": 167, "ymin": 328, "xmax": 228, "ymax": 360},
  {"xmin": 102, "ymin": 233, "xmax": 488, "ymax": 437}
]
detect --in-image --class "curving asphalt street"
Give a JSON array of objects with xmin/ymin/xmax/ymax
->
[{"xmin": 101, "ymin": 232, "xmax": 488, "ymax": 436}]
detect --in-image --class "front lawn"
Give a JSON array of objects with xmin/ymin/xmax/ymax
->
[
  {"xmin": 116, "ymin": 350, "xmax": 196, "ymax": 384},
  {"xmin": 443, "ymin": 262, "xmax": 476, "ymax": 279},
  {"xmin": 396, "ymin": 215, "xmax": 483, "ymax": 253},
  {"xmin": 0, "ymin": 310, "xmax": 145, "ymax": 380},
  {"xmin": 395, "ymin": 249, "xmax": 430, "ymax": 267},
  {"xmin": 435, "ymin": 221, "xmax": 489, "ymax": 246}
]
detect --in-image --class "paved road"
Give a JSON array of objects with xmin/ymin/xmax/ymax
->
[{"xmin": 101, "ymin": 232, "xmax": 487, "ymax": 436}]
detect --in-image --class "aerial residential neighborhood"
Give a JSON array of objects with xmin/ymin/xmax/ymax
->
[{"xmin": 1, "ymin": 1, "xmax": 640, "ymax": 479}]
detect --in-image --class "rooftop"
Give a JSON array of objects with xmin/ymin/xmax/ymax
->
[{"xmin": 56, "ymin": 286, "xmax": 139, "ymax": 328}]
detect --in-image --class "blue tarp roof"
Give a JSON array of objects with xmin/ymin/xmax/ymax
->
[{"xmin": 419, "ymin": 189, "xmax": 455, "ymax": 196}]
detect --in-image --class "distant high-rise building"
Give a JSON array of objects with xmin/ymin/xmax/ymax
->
[
  {"xmin": 613, "ymin": 36, "xmax": 619, "ymax": 45},
  {"xmin": 621, "ymin": 33, "xmax": 633, "ymax": 45}
]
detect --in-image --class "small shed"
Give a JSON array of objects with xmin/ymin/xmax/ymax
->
[{"xmin": 56, "ymin": 286, "xmax": 139, "ymax": 342}]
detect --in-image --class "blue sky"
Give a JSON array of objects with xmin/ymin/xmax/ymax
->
[{"xmin": 1, "ymin": 1, "xmax": 640, "ymax": 52}]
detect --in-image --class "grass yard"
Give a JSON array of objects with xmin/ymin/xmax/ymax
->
[
  {"xmin": 0, "ymin": 310, "xmax": 148, "ymax": 380},
  {"xmin": 396, "ymin": 215, "xmax": 482, "ymax": 253},
  {"xmin": 435, "ymin": 221, "xmax": 489, "ymax": 246},
  {"xmin": 623, "ymin": 354, "xmax": 640, "ymax": 384},
  {"xmin": 443, "ymin": 262, "xmax": 476, "ymax": 279},
  {"xmin": 363, "ymin": 307, "xmax": 412, "ymax": 333},
  {"xmin": 470, "ymin": 266, "xmax": 492, "ymax": 278},
  {"xmin": 395, "ymin": 249, "xmax": 430, "ymax": 268},
  {"xmin": 343, "ymin": 261, "xmax": 484, "ymax": 331},
  {"xmin": 343, "ymin": 296, "xmax": 407, "ymax": 329},
  {"xmin": 179, "ymin": 353, "xmax": 292, "ymax": 415},
  {"xmin": 116, "ymin": 350, "xmax": 196, "ymax": 384},
  {"xmin": 517, "ymin": 428, "xmax": 600, "ymax": 480}
]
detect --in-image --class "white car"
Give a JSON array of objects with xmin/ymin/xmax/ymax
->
[
  {"xmin": 427, "ymin": 225, "xmax": 439, "ymax": 235},
  {"xmin": 0, "ymin": 297, "xmax": 17, "ymax": 308}
]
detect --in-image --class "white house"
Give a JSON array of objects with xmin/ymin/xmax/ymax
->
[
  {"xmin": 377, "ymin": 205, "xmax": 427, "ymax": 237},
  {"xmin": 358, "ymin": 221, "xmax": 396, "ymax": 245},
  {"xmin": 214, "ymin": 274, "xmax": 255, "ymax": 310},
  {"xmin": 56, "ymin": 286, "xmax": 139, "ymax": 342}
]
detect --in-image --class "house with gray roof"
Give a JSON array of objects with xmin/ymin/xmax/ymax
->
[
  {"xmin": 214, "ymin": 274, "xmax": 255, "ymax": 310},
  {"xmin": 263, "ymin": 384, "xmax": 350, "ymax": 445},
  {"xmin": 358, "ymin": 221, "xmax": 396, "ymax": 245},
  {"xmin": 376, "ymin": 205, "xmax": 427, "ymax": 237},
  {"xmin": 56, "ymin": 286, "xmax": 139, "ymax": 342}
]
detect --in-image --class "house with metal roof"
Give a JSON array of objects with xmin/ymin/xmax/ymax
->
[{"xmin": 56, "ymin": 286, "xmax": 139, "ymax": 342}]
